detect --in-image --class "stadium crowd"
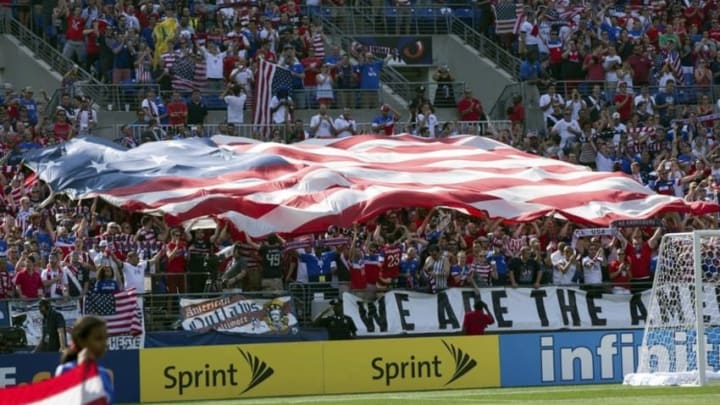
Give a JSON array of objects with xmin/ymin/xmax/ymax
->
[{"xmin": 0, "ymin": 0, "xmax": 719, "ymax": 317}]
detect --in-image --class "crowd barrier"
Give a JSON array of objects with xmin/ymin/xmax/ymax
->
[
  {"xmin": 114, "ymin": 120, "xmax": 512, "ymax": 143},
  {"xmin": 2, "ymin": 328, "xmax": 720, "ymax": 402}
]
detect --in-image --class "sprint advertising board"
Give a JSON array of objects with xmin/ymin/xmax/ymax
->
[
  {"xmin": 499, "ymin": 328, "xmax": 720, "ymax": 386},
  {"xmin": 140, "ymin": 342, "xmax": 324, "ymax": 402},
  {"xmin": 140, "ymin": 337, "xmax": 501, "ymax": 401},
  {"xmin": 323, "ymin": 336, "xmax": 500, "ymax": 393}
]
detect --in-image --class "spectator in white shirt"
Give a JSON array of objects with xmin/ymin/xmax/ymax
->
[
  {"xmin": 416, "ymin": 103, "xmax": 438, "ymax": 138},
  {"xmin": 269, "ymin": 88, "xmax": 294, "ymax": 126},
  {"xmin": 74, "ymin": 97, "xmax": 98, "ymax": 136},
  {"xmin": 551, "ymin": 109, "xmax": 582, "ymax": 149},
  {"xmin": 539, "ymin": 85, "xmax": 565, "ymax": 120},
  {"xmin": 259, "ymin": 20, "xmax": 279, "ymax": 52},
  {"xmin": 201, "ymin": 41, "xmax": 227, "ymax": 90},
  {"xmin": 310, "ymin": 103, "xmax": 336, "ymax": 138},
  {"xmin": 115, "ymin": 249, "xmax": 164, "ymax": 294},
  {"xmin": 229, "ymin": 59, "xmax": 254, "ymax": 90},
  {"xmin": 140, "ymin": 90, "xmax": 159, "ymax": 123},
  {"xmin": 334, "ymin": 108, "xmax": 357, "ymax": 138},
  {"xmin": 581, "ymin": 241, "xmax": 604, "ymax": 286},
  {"xmin": 223, "ymin": 84, "xmax": 247, "ymax": 125},
  {"xmin": 634, "ymin": 86, "xmax": 655, "ymax": 118},
  {"xmin": 603, "ymin": 46, "xmax": 622, "ymax": 85},
  {"xmin": 594, "ymin": 141, "xmax": 616, "ymax": 172}
]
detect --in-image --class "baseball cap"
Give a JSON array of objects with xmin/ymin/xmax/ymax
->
[{"xmin": 99, "ymin": 240, "xmax": 108, "ymax": 247}]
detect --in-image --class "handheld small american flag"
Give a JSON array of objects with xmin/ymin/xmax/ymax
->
[
  {"xmin": 665, "ymin": 49, "xmax": 684, "ymax": 85},
  {"xmin": 494, "ymin": 0, "xmax": 524, "ymax": 35},
  {"xmin": 84, "ymin": 288, "xmax": 142, "ymax": 337},
  {"xmin": 252, "ymin": 59, "xmax": 294, "ymax": 137},
  {"xmin": 0, "ymin": 361, "xmax": 109, "ymax": 405}
]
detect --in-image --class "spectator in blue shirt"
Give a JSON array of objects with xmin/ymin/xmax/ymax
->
[
  {"xmin": 519, "ymin": 51, "xmax": 544, "ymax": 107},
  {"xmin": 94, "ymin": 266, "xmax": 120, "ymax": 293},
  {"xmin": 357, "ymin": 51, "xmax": 389, "ymax": 108},
  {"xmin": 300, "ymin": 248, "xmax": 330, "ymax": 283},
  {"xmin": 19, "ymin": 88, "xmax": 39, "ymax": 125},
  {"xmin": 655, "ymin": 80, "xmax": 678, "ymax": 122}
]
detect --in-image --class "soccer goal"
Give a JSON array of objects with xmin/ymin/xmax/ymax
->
[{"xmin": 624, "ymin": 230, "xmax": 720, "ymax": 386}]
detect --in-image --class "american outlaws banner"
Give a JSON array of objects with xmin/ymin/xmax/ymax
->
[
  {"xmin": 343, "ymin": 287, "xmax": 664, "ymax": 336},
  {"xmin": 21, "ymin": 135, "xmax": 719, "ymax": 238},
  {"xmin": 180, "ymin": 295, "xmax": 298, "ymax": 334},
  {"xmin": 9, "ymin": 299, "xmax": 145, "ymax": 350}
]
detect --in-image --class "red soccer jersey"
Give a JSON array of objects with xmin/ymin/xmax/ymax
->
[
  {"xmin": 167, "ymin": 102, "xmax": 188, "ymax": 126},
  {"xmin": 166, "ymin": 241, "xmax": 187, "ymax": 273},
  {"xmin": 626, "ymin": 241, "xmax": 652, "ymax": 279},
  {"xmin": 66, "ymin": 16, "xmax": 85, "ymax": 41},
  {"xmin": 382, "ymin": 244, "xmax": 402, "ymax": 279},
  {"xmin": 363, "ymin": 254, "xmax": 383, "ymax": 284},
  {"xmin": 349, "ymin": 262, "xmax": 366, "ymax": 290}
]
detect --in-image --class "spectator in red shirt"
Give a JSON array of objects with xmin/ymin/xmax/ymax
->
[
  {"xmin": 507, "ymin": 95, "xmax": 525, "ymax": 125},
  {"xmin": 457, "ymin": 88, "xmax": 485, "ymax": 122},
  {"xmin": 13, "ymin": 255, "xmax": 44, "ymax": 299},
  {"xmin": 462, "ymin": 300, "xmax": 495, "ymax": 335},
  {"xmin": 623, "ymin": 227, "xmax": 663, "ymax": 293},
  {"xmin": 166, "ymin": 92, "xmax": 188, "ymax": 127},
  {"xmin": 165, "ymin": 228, "xmax": 187, "ymax": 294},
  {"xmin": 627, "ymin": 45, "xmax": 652, "ymax": 86},
  {"xmin": 614, "ymin": 82, "xmax": 633, "ymax": 122},
  {"xmin": 608, "ymin": 249, "xmax": 632, "ymax": 294},
  {"xmin": 53, "ymin": 109, "xmax": 74, "ymax": 141},
  {"xmin": 61, "ymin": 6, "xmax": 86, "ymax": 65}
]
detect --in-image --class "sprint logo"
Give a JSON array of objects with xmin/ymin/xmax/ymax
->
[
  {"xmin": 237, "ymin": 348, "xmax": 275, "ymax": 394},
  {"xmin": 371, "ymin": 340, "xmax": 478, "ymax": 386},
  {"xmin": 442, "ymin": 340, "xmax": 477, "ymax": 385}
]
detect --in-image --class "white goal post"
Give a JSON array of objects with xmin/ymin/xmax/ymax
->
[{"xmin": 624, "ymin": 230, "xmax": 720, "ymax": 386}]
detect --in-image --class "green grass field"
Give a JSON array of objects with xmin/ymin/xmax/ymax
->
[{"xmin": 136, "ymin": 384, "xmax": 720, "ymax": 405}]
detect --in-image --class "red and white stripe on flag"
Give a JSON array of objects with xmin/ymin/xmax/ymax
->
[
  {"xmin": 493, "ymin": 1, "xmax": 524, "ymax": 34},
  {"xmin": 253, "ymin": 59, "xmax": 277, "ymax": 136},
  {"xmin": 0, "ymin": 362, "xmax": 109, "ymax": 405}
]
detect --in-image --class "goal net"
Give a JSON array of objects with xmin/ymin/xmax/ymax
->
[{"xmin": 624, "ymin": 231, "xmax": 720, "ymax": 386}]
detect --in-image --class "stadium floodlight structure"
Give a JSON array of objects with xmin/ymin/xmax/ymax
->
[{"xmin": 624, "ymin": 230, "xmax": 720, "ymax": 386}]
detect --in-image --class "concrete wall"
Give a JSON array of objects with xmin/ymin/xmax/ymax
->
[
  {"xmin": 0, "ymin": 35, "xmax": 62, "ymax": 93},
  {"xmin": 433, "ymin": 35, "xmax": 514, "ymax": 116}
]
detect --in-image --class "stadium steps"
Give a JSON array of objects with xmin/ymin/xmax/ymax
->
[{"xmin": 0, "ymin": 15, "xmax": 104, "ymax": 114}]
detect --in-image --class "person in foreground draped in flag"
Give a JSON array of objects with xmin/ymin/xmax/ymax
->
[{"xmin": 55, "ymin": 315, "xmax": 113, "ymax": 404}]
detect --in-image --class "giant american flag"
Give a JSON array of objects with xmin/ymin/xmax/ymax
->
[
  {"xmin": 83, "ymin": 288, "xmax": 142, "ymax": 337},
  {"xmin": 22, "ymin": 135, "xmax": 720, "ymax": 238},
  {"xmin": 253, "ymin": 59, "xmax": 294, "ymax": 136}
]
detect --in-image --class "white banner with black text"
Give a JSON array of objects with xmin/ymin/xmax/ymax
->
[{"xmin": 342, "ymin": 287, "xmax": 660, "ymax": 336}]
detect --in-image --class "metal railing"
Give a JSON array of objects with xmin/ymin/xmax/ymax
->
[
  {"xmin": 490, "ymin": 80, "xmax": 719, "ymax": 120},
  {"xmin": 0, "ymin": 15, "xmax": 103, "ymax": 114},
  {"xmin": 52, "ymin": 82, "xmax": 385, "ymax": 112},
  {"xmin": 383, "ymin": 81, "xmax": 467, "ymax": 108},
  {"xmin": 447, "ymin": 15, "xmax": 520, "ymax": 80},
  {"xmin": 114, "ymin": 120, "xmax": 512, "ymax": 142},
  {"xmin": 321, "ymin": 16, "xmax": 413, "ymax": 104},
  {"xmin": 318, "ymin": 5, "xmax": 464, "ymax": 36},
  {"xmin": 317, "ymin": 5, "xmax": 520, "ymax": 80}
]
